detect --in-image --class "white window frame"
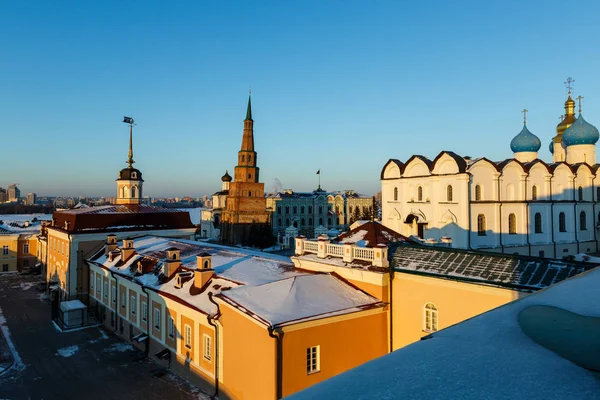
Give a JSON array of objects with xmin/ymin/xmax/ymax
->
[
  {"xmin": 203, "ymin": 334, "xmax": 212, "ymax": 362},
  {"xmin": 23, "ymin": 243, "xmax": 29, "ymax": 254},
  {"xmin": 103, "ymin": 281, "xmax": 108, "ymax": 300},
  {"xmin": 154, "ymin": 308, "xmax": 161, "ymax": 329},
  {"xmin": 184, "ymin": 324, "xmax": 192, "ymax": 349},
  {"xmin": 142, "ymin": 302, "xmax": 147, "ymax": 322},
  {"xmin": 96, "ymin": 276, "xmax": 101, "ymax": 294},
  {"xmin": 307, "ymin": 345, "xmax": 320, "ymax": 374},
  {"xmin": 130, "ymin": 295, "xmax": 136, "ymax": 316},
  {"xmin": 424, "ymin": 303, "xmax": 438, "ymax": 332},
  {"xmin": 111, "ymin": 286, "xmax": 116, "ymax": 305},
  {"xmin": 90, "ymin": 274, "xmax": 94, "ymax": 290},
  {"xmin": 168, "ymin": 316, "xmax": 175, "ymax": 338},
  {"xmin": 121, "ymin": 291, "xmax": 126, "ymax": 309}
]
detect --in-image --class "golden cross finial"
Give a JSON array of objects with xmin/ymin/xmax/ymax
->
[
  {"xmin": 564, "ymin": 77, "xmax": 575, "ymax": 94},
  {"xmin": 522, "ymin": 108, "xmax": 528, "ymax": 125},
  {"xmin": 576, "ymin": 95, "xmax": 584, "ymax": 113}
]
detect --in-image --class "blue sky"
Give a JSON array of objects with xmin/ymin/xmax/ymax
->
[{"xmin": 1, "ymin": 1, "xmax": 599, "ymax": 198}]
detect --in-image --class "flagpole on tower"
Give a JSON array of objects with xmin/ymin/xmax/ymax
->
[{"xmin": 316, "ymin": 169, "xmax": 321, "ymax": 190}]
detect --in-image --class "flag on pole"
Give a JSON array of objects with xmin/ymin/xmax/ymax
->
[
  {"xmin": 123, "ymin": 116, "xmax": 134, "ymax": 124},
  {"xmin": 316, "ymin": 170, "xmax": 320, "ymax": 174}
]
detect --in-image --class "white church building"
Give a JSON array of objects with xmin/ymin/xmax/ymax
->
[{"xmin": 381, "ymin": 88, "xmax": 600, "ymax": 259}]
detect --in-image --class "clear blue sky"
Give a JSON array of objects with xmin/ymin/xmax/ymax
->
[{"xmin": 2, "ymin": 1, "xmax": 600, "ymax": 198}]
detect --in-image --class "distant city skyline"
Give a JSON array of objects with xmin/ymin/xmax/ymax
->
[{"xmin": 1, "ymin": 1, "xmax": 600, "ymax": 197}]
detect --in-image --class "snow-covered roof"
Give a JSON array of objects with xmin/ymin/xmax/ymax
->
[
  {"xmin": 218, "ymin": 274, "xmax": 383, "ymax": 327},
  {"xmin": 89, "ymin": 236, "xmax": 378, "ymax": 321},
  {"xmin": 288, "ymin": 267, "xmax": 600, "ymax": 400},
  {"xmin": 335, "ymin": 221, "xmax": 411, "ymax": 248},
  {"xmin": 0, "ymin": 217, "xmax": 45, "ymax": 234},
  {"xmin": 390, "ymin": 244, "xmax": 596, "ymax": 290}
]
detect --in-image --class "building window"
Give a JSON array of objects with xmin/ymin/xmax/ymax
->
[
  {"xmin": 475, "ymin": 185, "xmax": 482, "ymax": 201},
  {"xmin": 112, "ymin": 286, "xmax": 116, "ymax": 305},
  {"xmin": 285, "ymin": 206, "xmax": 290, "ymax": 214},
  {"xmin": 142, "ymin": 303, "xmax": 147, "ymax": 322},
  {"xmin": 301, "ymin": 218, "xmax": 305, "ymax": 226},
  {"xmin": 424, "ymin": 303, "xmax": 438, "ymax": 332},
  {"xmin": 559, "ymin": 212, "xmax": 566, "ymax": 232},
  {"xmin": 597, "ymin": 187, "xmax": 600, "ymax": 201},
  {"xmin": 24, "ymin": 259, "xmax": 29, "ymax": 267},
  {"xmin": 103, "ymin": 281, "xmax": 108, "ymax": 299},
  {"xmin": 319, "ymin": 206, "xmax": 323, "ymax": 214},
  {"xmin": 301, "ymin": 206, "xmax": 305, "ymax": 214},
  {"xmin": 184, "ymin": 324, "xmax": 192, "ymax": 348},
  {"xmin": 90, "ymin": 275, "xmax": 94, "ymax": 291},
  {"xmin": 121, "ymin": 291, "xmax": 126, "ymax": 308},
  {"xmin": 534, "ymin": 213, "xmax": 542, "ymax": 233},
  {"xmin": 508, "ymin": 213, "xmax": 517, "ymax": 234},
  {"xmin": 393, "ymin": 187, "xmax": 398, "ymax": 201},
  {"xmin": 277, "ymin": 206, "xmax": 281, "ymax": 214},
  {"xmin": 96, "ymin": 277, "xmax": 101, "ymax": 294},
  {"xmin": 285, "ymin": 218, "xmax": 290, "ymax": 227},
  {"xmin": 580, "ymin": 211, "xmax": 587, "ymax": 231},
  {"xmin": 308, "ymin": 206, "xmax": 313, "ymax": 214},
  {"xmin": 319, "ymin": 217, "xmax": 323, "ymax": 225},
  {"xmin": 293, "ymin": 221, "xmax": 298, "ymax": 228},
  {"xmin": 417, "ymin": 186, "xmax": 423, "ymax": 201},
  {"xmin": 131, "ymin": 295, "xmax": 136, "ymax": 315},
  {"xmin": 308, "ymin": 217, "xmax": 313, "ymax": 225},
  {"xmin": 2, "ymin": 264, "xmax": 7, "ymax": 272},
  {"xmin": 293, "ymin": 206, "xmax": 297, "ymax": 214},
  {"xmin": 2, "ymin": 245, "xmax": 7, "ymax": 255},
  {"xmin": 23, "ymin": 243, "xmax": 29, "ymax": 254},
  {"xmin": 477, "ymin": 214, "xmax": 486, "ymax": 236},
  {"xmin": 203, "ymin": 334, "xmax": 212, "ymax": 361},
  {"xmin": 278, "ymin": 218, "xmax": 282, "ymax": 227},
  {"xmin": 154, "ymin": 308, "xmax": 161, "ymax": 329},
  {"xmin": 327, "ymin": 218, "xmax": 331, "ymax": 226},
  {"xmin": 446, "ymin": 185, "xmax": 453, "ymax": 202},
  {"xmin": 532, "ymin": 185, "xmax": 537, "ymax": 201},
  {"xmin": 306, "ymin": 346, "xmax": 320, "ymax": 374},
  {"xmin": 131, "ymin": 187, "xmax": 136, "ymax": 198},
  {"xmin": 168, "ymin": 316, "xmax": 175, "ymax": 338},
  {"xmin": 578, "ymin": 186, "xmax": 584, "ymax": 201}
]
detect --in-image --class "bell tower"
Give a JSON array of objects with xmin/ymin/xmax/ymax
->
[{"xmin": 116, "ymin": 116, "xmax": 144, "ymax": 205}]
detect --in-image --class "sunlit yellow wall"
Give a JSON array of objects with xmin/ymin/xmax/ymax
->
[
  {"xmin": 392, "ymin": 272, "xmax": 524, "ymax": 350},
  {"xmin": 281, "ymin": 309, "xmax": 388, "ymax": 398},
  {"xmin": 0, "ymin": 234, "xmax": 19, "ymax": 272}
]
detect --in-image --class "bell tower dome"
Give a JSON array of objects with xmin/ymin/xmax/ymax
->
[{"xmin": 116, "ymin": 116, "xmax": 144, "ymax": 205}]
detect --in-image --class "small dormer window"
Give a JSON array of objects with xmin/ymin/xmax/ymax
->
[
  {"xmin": 204, "ymin": 260, "xmax": 210, "ymax": 269},
  {"xmin": 132, "ymin": 171, "xmax": 137, "ymax": 179},
  {"xmin": 172, "ymin": 254, "xmax": 177, "ymax": 260},
  {"xmin": 176, "ymin": 275, "xmax": 182, "ymax": 287},
  {"xmin": 137, "ymin": 261, "xmax": 143, "ymax": 274}
]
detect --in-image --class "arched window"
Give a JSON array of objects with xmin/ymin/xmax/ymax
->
[
  {"xmin": 327, "ymin": 218, "xmax": 332, "ymax": 226},
  {"xmin": 277, "ymin": 206, "xmax": 281, "ymax": 214},
  {"xmin": 447, "ymin": 185, "xmax": 453, "ymax": 202},
  {"xmin": 477, "ymin": 214, "xmax": 486, "ymax": 236},
  {"xmin": 248, "ymin": 155, "xmax": 252, "ymax": 163},
  {"xmin": 475, "ymin": 185, "xmax": 482, "ymax": 201},
  {"xmin": 578, "ymin": 186, "xmax": 584, "ymax": 201},
  {"xmin": 301, "ymin": 206, "xmax": 305, "ymax": 214},
  {"xmin": 285, "ymin": 206, "xmax": 290, "ymax": 214},
  {"xmin": 121, "ymin": 186, "xmax": 126, "ymax": 198},
  {"xmin": 172, "ymin": 254, "xmax": 177, "ymax": 260},
  {"xmin": 278, "ymin": 218, "xmax": 282, "ymax": 227},
  {"xmin": 508, "ymin": 213, "xmax": 516, "ymax": 234},
  {"xmin": 559, "ymin": 212, "xmax": 566, "ymax": 232},
  {"xmin": 242, "ymin": 155, "xmax": 245, "ymax": 162},
  {"xmin": 417, "ymin": 186, "xmax": 423, "ymax": 201},
  {"xmin": 293, "ymin": 206, "xmax": 297, "ymax": 214},
  {"xmin": 424, "ymin": 303, "xmax": 438, "ymax": 332},
  {"xmin": 248, "ymin": 174, "xmax": 252, "ymax": 179},
  {"xmin": 534, "ymin": 213, "xmax": 542, "ymax": 233},
  {"xmin": 285, "ymin": 218, "xmax": 290, "ymax": 226},
  {"xmin": 301, "ymin": 218, "xmax": 305, "ymax": 226},
  {"xmin": 532, "ymin": 185, "xmax": 537, "ymax": 201},
  {"xmin": 319, "ymin": 217, "xmax": 323, "ymax": 225},
  {"xmin": 308, "ymin": 206, "xmax": 313, "ymax": 214},
  {"xmin": 248, "ymin": 191, "xmax": 252, "ymax": 197},
  {"xmin": 393, "ymin": 187, "xmax": 398, "ymax": 201},
  {"xmin": 131, "ymin": 186, "xmax": 137, "ymax": 198},
  {"xmin": 293, "ymin": 221, "xmax": 298, "ymax": 228},
  {"xmin": 580, "ymin": 211, "xmax": 587, "ymax": 231},
  {"xmin": 319, "ymin": 206, "xmax": 323, "ymax": 214},
  {"xmin": 308, "ymin": 217, "xmax": 313, "ymax": 225}
]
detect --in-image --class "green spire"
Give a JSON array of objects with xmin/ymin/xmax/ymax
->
[{"xmin": 245, "ymin": 94, "xmax": 252, "ymax": 120}]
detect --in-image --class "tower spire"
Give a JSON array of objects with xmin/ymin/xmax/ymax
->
[
  {"xmin": 123, "ymin": 116, "xmax": 135, "ymax": 167},
  {"xmin": 246, "ymin": 90, "xmax": 252, "ymax": 121},
  {"xmin": 522, "ymin": 108, "xmax": 528, "ymax": 125}
]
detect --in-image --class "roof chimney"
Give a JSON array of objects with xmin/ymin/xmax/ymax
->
[
  {"xmin": 163, "ymin": 247, "xmax": 181, "ymax": 279},
  {"xmin": 120, "ymin": 239, "xmax": 136, "ymax": 263},
  {"xmin": 105, "ymin": 234, "xmax": 118, "ymax": 256},
  {"xmin": 194, "ymin": 253, "xmax": 214, "ymax": 290}
]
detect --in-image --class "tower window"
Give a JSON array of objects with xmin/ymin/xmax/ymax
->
[
  {"xmin": 477, "ymin": 214, "xmax": 486, "ymax": 236},
  {"xmin": 532, "ymin": 185, "xmax": 537, "ymax": 201},
  {"xmin": 534, "ymin": 213, "xmax": 542, "ymax": 233},
  {"xmin": 578, "ymin": 186, "xmax": 584, "ymax": 201},
  {"xmin": 131, "ymin": 187, "xmax": 136, "ymax": 198},
  {"xmin": 417, "ymin": 186, "xmax": 423, "ymax": 201},
  {"xmin": 447, "ymin": 185, "xmax": 453, "ymax": 202},
  {"xmin": 248, "ymin": 192, "xmax": 251, "ymax": 197},
  {"xmin": 559, "ymin": 212, "xmax": 566, "ymax": 232},
  {"xmin": 248, "ymin": 155, "xmax": 252, "ymax": 163},
  {"xmin": 393, "ymin": 187, "xmax": 398, "ymax": 201},
  {"xmin": 242, "ymin": 155, "xmax": 245, "ymax": 162},
  {"xmin": 248, "ymin": 174, "xmax": 252, "ymax": 179}
]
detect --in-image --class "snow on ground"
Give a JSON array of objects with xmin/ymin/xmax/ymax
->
[
  {"xmin": 56, "ymin": 345, "xmax": 79, "ymax": 358},
  {"xmin": 103, "ymin": 342, "xmax": 134, "ymax": 353},
  {"xmin": 288, "ymin": 267, "xmax": 600, "ymax": 400},
  {"xmin": 0, "ymin": 306, "xmax": 25, "ymax": 376},
  {"xmin": 10, "ymin": 282, "xmax": 39, "ymax": 291}
]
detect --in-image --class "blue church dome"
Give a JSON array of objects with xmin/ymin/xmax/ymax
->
[
  {"xmin": 510, "ymin": 124, "xmax": 541, "ymax": 153},
  {"xmin": 562, "ymin": 113, "xmax": 600, "ymax": 146}
]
